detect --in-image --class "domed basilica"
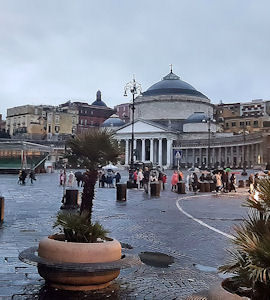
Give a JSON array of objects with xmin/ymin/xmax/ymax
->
[{"xmin": 114, "ymin": 69, "xmax": 264, "ymax": 169}]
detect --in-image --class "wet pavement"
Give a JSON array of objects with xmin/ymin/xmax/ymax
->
[{"xmin": 0, "ymin": 170, "xmax": 250, "ymax": 299}]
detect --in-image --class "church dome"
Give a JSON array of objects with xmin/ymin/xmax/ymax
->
[
  {"xmin": 142, "ymin": 71, "xmax": 208, "ymax": 99},
  {"xmin": 91, "ymin": 90, "xmax": 107, "ymax": 107},
  {"xmin": 101, "ymin": 114, "xmax": 125, "ymax": 128}
]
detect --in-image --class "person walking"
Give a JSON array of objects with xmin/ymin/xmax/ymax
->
[
  {"xmin": 171, "ymin": 170, "xmax": 178, "ymax": 191},
  {"xmin": 115, "ymin": 172, "xmax": 121, "ymax": 184},
  {"xmin": 214, "ymin": 172, "xmax": 222, "ymax": 193},
  {"xmin": 29, "ymin": 170, "xmax": 36, "ymax": 184},
  {"xmin": 137, "ymin": 169, "xmax": 144, "ymax": 189},
  {"xmin": 192, "ymin": 172, "xmax": 199, "ymax": 193},
  {"xmin": 248, "ymin": 174, "xmax": 254, "ymax": 194},
  {"xmin": 229, "ymin": 174, "xmax": 237, "ymax": 192},
  {"xmin": 143, "ymin": 167, "xmax": 150, "ymax": 193},
  {"xmin": 21, "ymin": 169, "xmax": 27, "ymax": 185}
]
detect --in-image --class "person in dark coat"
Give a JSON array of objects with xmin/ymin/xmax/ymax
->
[
  {"xmin": 21, "ymin": 169, "xmax": 27, "ymax": 185},
  {"xmin": 115, "ymin": 172, "xmax": 121, "ymax": 184},
  {"xmin": 75, "ymin": 171, "xmax": 83, "ymax": 187},
  {"xmin": 229, "ymin": 174, "xmax": 237, "ymax": 192},
  {"xmin": 143, "ymin": 167, "xmax": 150, "ymax": 193},
  {"xmin": 29, "ymin": 170, "xmax": 36, "ymax": 184},
  {"xmin": 192, "ymin": 172, "xmax": 199, "ymax": 193}
]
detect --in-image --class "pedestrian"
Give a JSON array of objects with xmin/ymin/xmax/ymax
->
[
  {"xmin": 214, "ymin": 172, "xmax": 222, "ymax": 193},
  {"xmin": 150, "ymin": 170, "xmax": 158, "ymax": 182},
  {"xmin": 115, "ymin": 172, "xmax": 121, "ymax": 184},
  {"xmin": 106, "ymin": 170, "xmax": 114, "ymax": 188},
  {"xmin": 133, "ymin": 170, "xmax": 138, "ymax": 186},
  {"xmin": 229, "ymin": 174, "xmax": 237, "ymax": 192},
  {"xmin": 29, "ymin": 170, "xmax": 36, "ymax": 184},
  {"xmin": 178, "ymin": 170, "xmax": 184, "ymax": 182},
  {"xmin": 248, "ymin": 174, "xmax": 254, "ymax": 194},
  {"xmin": 101, "ymin": 172, "xmax": 106, "ymax": 187},
  {"xmin": 254, "ymin": 173, "xmax": 260, "ymax": 190},
  {"xmin": 60, "ymin": 170, "xmax": 66, "ymax": 186},
  {"xmin": 75, "ymin": 171, "xmax": 83, "ymax": 187},
  {"xmin": 67, "ymin": 171, "xmax": 75, "ymax": 187},
  {"xmin": 21, "ymin": 169, "xmax": 27, "ymax": 185},
  {"xmin": 199, "ymin": 173, "xmax": 206, "ymax": 182},
  {"xmin": 171, "ymin": 170, "xmax": 178, "ymax": 191},
  {"xmin": 143, "ymin": 167, "xmax": 150, "ymax": 193},
  {"xmin": 137, "ymin": 169, "xmax": 144, "ymax": 189},
  {"xmin": 192, "ymin": 172, "xmax": 199, "ymax": 193},
  {"xmin": 162, "ymin": 173, "xmax": 167, "ymax": 190},
  {"xmin": 18, "ymin": 170, "xmax": 23, "ymax": 184}
]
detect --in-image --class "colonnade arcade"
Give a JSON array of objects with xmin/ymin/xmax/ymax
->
[{"xmin": 118, "ymin": 137, "xmax": 264, "ymax": 168}]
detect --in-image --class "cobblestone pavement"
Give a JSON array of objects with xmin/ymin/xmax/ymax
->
[{"xmin": 0, "ymin": 171, "xmax": 250, "ymax": 299}]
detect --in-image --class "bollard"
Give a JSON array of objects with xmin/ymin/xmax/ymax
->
[
  {"xmin": 116, "ymin": 183, "xmax": 127, "ymax": 201},
  {"xmin": 204, "ymin": 182, "xmax": 210, "ymax": 193},
  {"xmin": 199, "ymin": 182, "xmax": 205, "ymax": 193},
  {"xmin": 0, "ymin": 197, "xmax": 4, "ymax": 223},
  {"xmin": 238, "ymin": 180, "xmax": 244, "ymax": 188},
  {"xmin": 150, "ymin": 182, "xmax": 160, "ymax": 197},
  {"xmin": 177, "ymin": 182, "xmax": 186, "ymax": 194},
  {"xmin": 61, "ymin": 189, "xmax": 79, "ymax": 209},
  {"xmin": 127, "ymin": 181, "xmax": 138, "ymax": 189},
  {"xmin": 210, "ymin": 181, "xmax": 215, "ymax": 192}
]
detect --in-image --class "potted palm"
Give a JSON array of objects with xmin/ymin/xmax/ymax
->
[
  {"xmin": 217, "ymin": 177, "xmax": 270, "ymax": 299},
  {"xmin": 37, "ymin": 129, "xmax": 122, "ymax": 290}
]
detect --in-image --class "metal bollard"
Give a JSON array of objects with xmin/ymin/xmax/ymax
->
[
  {"xmin": 199, "ymin": 182, "xmax": 205, "ymax": 192},
  {"xmin": 150, "ymin": 182, "xmax": 161, "ymax": 197},
  {"xmin": 238, "ymin": 180, "xmax": 244, "ymax": 188},
  {"xmin": 0, "ymin": 197, "xmax": 4, "ymax": 223},
  {"xmin": 116, "ymin": 183, "xmax": 127, "ymax": 201},
  {"xmin": 61, "ymin": 189, "xmax": 79, "ymax": 209},
  {"xmin": 177, "ymin": 181, "xmax": 186, "ymax": 194},
  {"xmin": 204, "ymin": 182, "xmax": 210, "ymax": 192}
]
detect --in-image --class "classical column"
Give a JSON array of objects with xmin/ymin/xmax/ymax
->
[
  {"xmin": 133, "ymin": 139, "xmax": 137, "ymax": 162},
  {"xmin": 218, "ymin": 147, "xmax": 221, "ymax": 166},
  {"xmin": 192, "ymin": 148, "xmax": 195, "ymax": 166},
  {"xmin": 199, "ymin": 148, "xmax": 202, "ymax": 166},
  {"xmin": 236, "ymin": 146, "xmax": 240, "ymax": 166},
  {"xmin": 141, "ymin": 139, "xmax": 145, "ymax": 162},
  {"xmin": 150, "ymin": 139, "xmax": 154, "ymax": 163},
  {"xmin": 167, "ymin": 139, "xmax": 172, "ymax": 167},
  {"xmin": 158, "ymin": 139, "xmax": 162, "ymax": 166},
  {"xmin": 260, "ymin": 143, "xmax": 264, "ymax": 165},
  {"xmin": 125, "ymin": 139, "xmax": 129, "ymax": 165},
  {"xmin": 225, "ymin": 147, "xmax": 228, "ymax": 166}
]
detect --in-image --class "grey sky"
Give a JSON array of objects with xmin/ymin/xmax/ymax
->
[{"xmin": 1, "ymin": 0, "xmax": 270, "ymax": 117}]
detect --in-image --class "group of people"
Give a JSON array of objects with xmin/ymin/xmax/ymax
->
[
  {"xmin": 130, "ymin": 167, "xmax": 167, "ymax": 192},
  {"xmin": 171, "ymin": 170, "xmax": 238, "ymax": 194},
  {"xmin": 18, "ymin": 169, "xmax": 36, "ymax": 185},
  {"xmin": 98, "ymin": 170, "xmax": 121, "ymax": 188}
]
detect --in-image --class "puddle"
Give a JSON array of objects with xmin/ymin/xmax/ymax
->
[
  {"xmin": 139, "ymin": 252, "xmax": 175, "ymax": 268},
  {"xmin": 194, "ymin": 263, "xmax": 233, "ymax": 279}
]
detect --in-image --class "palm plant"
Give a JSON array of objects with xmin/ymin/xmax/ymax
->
[
  {"xmin": 220, "ymin": 177, "xmax": 270, "ymax": 299},
  {"xmin": 54, "ymin": 129, "xmax": 120, "ymax": 243},
  {"xmin": 68, "ymin": 129, "xmax": 120, "ymax": 218}
]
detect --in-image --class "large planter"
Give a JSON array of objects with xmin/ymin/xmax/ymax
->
[
  {"xmin": 208, "ymin": 279, "xmax": 250, "ymax": 300},
  {"xmin": 38, "ymin": 235, "xmax": 122, "ymax": 291}
]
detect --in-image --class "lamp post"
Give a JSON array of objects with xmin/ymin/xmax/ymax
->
[
  {"xmin": 124, "ymin": 76, "xmax": 141, "ymax": 170},
  {"xmin": 202, "ymin": 115, "xmax": 215, "ymax": 171},
  {"xmin": 241, "ymin": 121, "xmax": 248, "ymax": 176}
]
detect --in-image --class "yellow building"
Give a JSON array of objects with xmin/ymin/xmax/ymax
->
[{"xmin": 46, "ymin": 109, "xmax": 78, "ymax": 140}]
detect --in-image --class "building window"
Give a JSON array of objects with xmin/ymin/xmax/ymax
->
[
  {"xmin": 80, "ymin": 119, "xmax": 84, "ymax": 125},
  {"xmin": 55, "ymin": 126, "xmax": 60, "ymax": 133},
  {"xmin": 85, "ymin": 119, "xmax": 87, "ymax": 125},
  {"xmin": 226, "ymin": 123, "xmax": 229, "ymax": 128},
  {"xmin": 72, "ymin": 117, "xmax": 76, "ymax": 124},
  {"xmin": 231, "ymin": 122, "xmax": 236, "ymax": 127},
  {"xmin": 91, "ymin": 111, "xmax": 93, "ymax": 115},
  {"xmin": 55, "ymin": 115, "xmax": 60, "ymax": 123},
  {"xmin": 246, "ymin": 121, "xmax": 251, "ymax": 126},
  {"xmin": 254, "ymin": 120, "xmax": 258, "ymax": 127},
  {"xmin": 48, "ymin": 125, "xmax": 51, "ymax": 133},
  {"xmin": 240, "ymin": 122, "xmax": 244, "ymax": 127}
]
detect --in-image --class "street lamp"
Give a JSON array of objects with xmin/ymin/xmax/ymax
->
[
  {"xmin": 241, "ymin": 121, "xmax": 248, "ymax": 176},
  {"xmin": 202, "ymin": 114, "xmax": 216, "ymax": 170},
  {"xmin": 124, "ymin": 76, "xmax": 142, "ymax": 170}
]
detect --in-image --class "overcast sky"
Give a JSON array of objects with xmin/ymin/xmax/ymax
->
[{"xmin": 1, "ymin": 0, "xmax": 270, "ymax": 118}]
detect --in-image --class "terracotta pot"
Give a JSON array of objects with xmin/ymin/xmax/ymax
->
[
  {"xmin": 208, "ymin": 279, "xmax": 250, "ymax": 300},
  {"xmin": 37, "ymin": 235, "xmax": 122, "ymax": 290}
]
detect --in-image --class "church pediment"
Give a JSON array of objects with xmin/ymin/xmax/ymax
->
[{"xmin": 115, "ymin": 120, "xmax": 167, "ymax": 134}]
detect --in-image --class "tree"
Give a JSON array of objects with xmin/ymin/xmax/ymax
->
[{"xmin": 68, "ymin": 129, "xmax": 120, "ymax": 218}]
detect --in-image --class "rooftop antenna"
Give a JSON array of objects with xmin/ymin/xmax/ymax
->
[{"xmin": 169, "ymin": 64, "xmax": 173, "ymax": 73}]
